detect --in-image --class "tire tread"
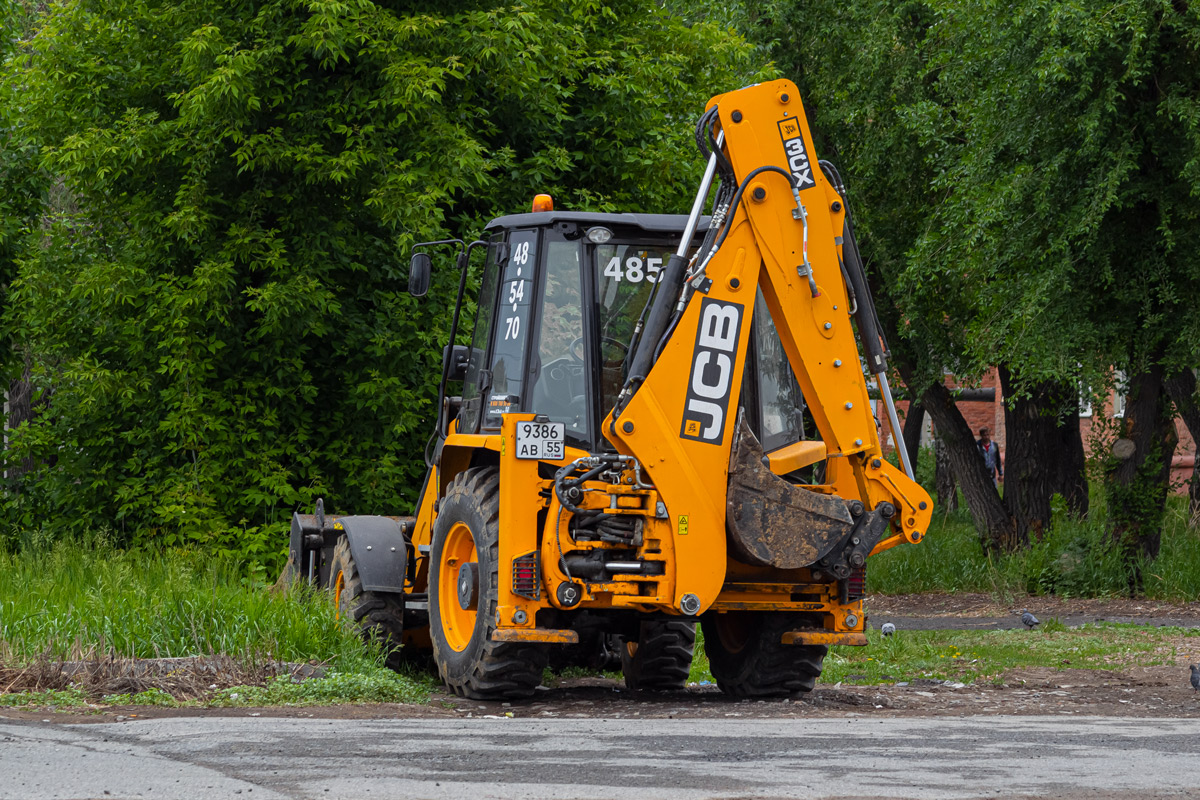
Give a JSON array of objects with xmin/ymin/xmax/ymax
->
[
  {"xmin": 702, "ymin": 613, "xmax": 826, "ymax": 698},
  {"xmin": 622, "ymin": 620, "xmax": 695, "ymax": 692},
  {"xmin": 332, "ymin": 536, "xmax": 405, "ymax": 671}
]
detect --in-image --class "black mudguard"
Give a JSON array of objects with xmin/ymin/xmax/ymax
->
[{"xmin": 336, "ymin": 515, "xmax": 409, "ymax": 593}]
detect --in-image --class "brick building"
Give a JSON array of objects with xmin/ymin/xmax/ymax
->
[{"xmin": 876, "ymin": 368, "xmax": 1197, "ymax": 493}]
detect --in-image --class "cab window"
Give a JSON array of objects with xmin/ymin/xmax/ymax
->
[
  {"xmin": 457, "ymin": 236, "xmax": 503, "ymax": 434},
  {"xmin": 753, "ymin": 290, "xmax": 806, "ymax": 452},
  {"xmin": 593, "ymin": 242, "xmax": 673, "ymax": 414},
  {"xmin": 528, "ymin": 238, "xmax": 588, "ymax": 439},
  {"xmin": 483, "ymin": 229, "xmax": 537, "ymax": 428}
]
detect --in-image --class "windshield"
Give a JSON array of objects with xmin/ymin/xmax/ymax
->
[{"xmin": 593, "ymin": 242, "xmax": 674, "ymax": 414}]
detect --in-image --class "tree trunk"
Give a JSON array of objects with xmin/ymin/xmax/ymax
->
[
  {"xmin": 901, "ymin": 401, "xmax": 925, "ymax": 477},
  {"xmin": 4, "ymin": 355, "xmax": 37, "ymax": 482},
  {"xmin": 1056, "ymin": 406, "xmax": 1090, "ymax": 518},
  {"xmin": 998, "ymin": 366, "xmax": 1054, "ymax": 545},
  {"xmin": 934, "ymin": 431, "xmax": 958, "ymax": 512},
  {"xmin": 1164, "ymin": 369, "xmax": 1200, "ymax": 522},
  {"xmin": 997, "ymin": 366, "xmax": 1089, "ymax": 541},
  {"xmin": 1106, "ymin": 361, "xmax": 1177, "ymax": 595},
  {"xmin": 916, "ymin": 378, "xmax": 1015, "ymax": 554}
]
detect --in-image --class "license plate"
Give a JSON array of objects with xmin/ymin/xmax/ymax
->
[{"xmin": 515, "ymin": 421, "xmax": 565, "ymax": 460}]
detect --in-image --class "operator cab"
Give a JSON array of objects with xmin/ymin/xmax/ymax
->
[{"xmin": 448, "ymin": 207, "xmax": 807, "ymax": 455}]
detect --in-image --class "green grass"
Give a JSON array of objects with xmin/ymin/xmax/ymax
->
[
  {"xmin": 868, "ymin": 490, "xmax": 1200, "ymax": 601},
  {"xmin": 678, "ymin": 625, "xmax": 1197, "ymax": 688},
  {"xmin": 0, "ymin": 686, "xmax": 90, "ymax": 708},
  {"xmin": 0, "ymin": 541, "xmax": 367, "ymax": 663},
  {"xmin": 0, "ymin": 540, "xmax": 433, "ymax": 706},
  {"xmin": 819, "ymin": 623, "xmax": 1197, "ymax": 686},
  {"xmin": 95, "ymin": 669, "xmax": 433, "ymax": 707}
]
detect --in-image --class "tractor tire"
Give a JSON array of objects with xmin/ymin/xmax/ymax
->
[
  {"xmin": 429, "ymin": 467, "xmax": 547, "ymax": 700},
  {"xmin": 700, "ymin": 612, "xmax": 827, "ymax": 698},
  {"xmin": 547, "ymin": 631, "xmax": 622, "ymax": 674},
  {"xmin": 330, "ymin": 536, "xmax": 406, "ymax": 671},
  {"xmin": 621, "ymin": 619, "xmax": 695, "ymax": 692}
]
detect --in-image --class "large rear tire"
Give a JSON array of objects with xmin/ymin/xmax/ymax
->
[
  {"xmin": 700, "ymin": 612, "xmax": 826, "ymax": 698},
  {"xmin": 330, "ymin": 536, "xmax": 406, "ymax": 671},
  {"xmin": 430, "ymin": 467, "xmax": 547, "ymax": 699},
  {"xmin": 621, "ymin": 619, "xmax": 695, "ymax": 691}
]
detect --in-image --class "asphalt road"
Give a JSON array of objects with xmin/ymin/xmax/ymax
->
[{"xmin": 4, "ymin": 715, "xmax": 1200, "ymax": 799}]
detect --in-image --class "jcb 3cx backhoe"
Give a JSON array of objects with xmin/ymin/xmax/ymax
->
[{"xmin": 283, "ymin": 79, "xmax": 933, "ymax": 699}]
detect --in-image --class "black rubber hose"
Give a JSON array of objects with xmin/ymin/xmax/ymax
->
[
  {"xmin": 697, "ymin": 165, "xmax": 797, "ymax": 271},
  {"xmin": 622, "ymin": 251, "xmax": 689, "ymax": 392},
  {"xmin": 820, "ymin": 160, "xmax": 890, "ymax": 368},
  {"xmin": 553, "ymin": 462, "xmax": 607, "ymax": 517}
]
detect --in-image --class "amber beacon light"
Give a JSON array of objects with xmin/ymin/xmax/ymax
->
[{"xmin": 531, "ymin": 193, "xmax": 554, "ymax": 212}]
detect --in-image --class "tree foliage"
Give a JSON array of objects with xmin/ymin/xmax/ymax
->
[
  {"xmin": 0, "ymin": 0, "xmax": 45, "ymax": 367},
  {"xmin": 753, "ymin": 0, "xmax": 1200, "ymax": 560},
  {"xmin": 1, "ymin": 0, "xmax": 762, "ymax": 559},
  {"xmin": 757, "ymin": 0, "xmax": 1200, "ymax": 385}
]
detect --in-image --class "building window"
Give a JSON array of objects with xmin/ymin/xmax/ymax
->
[{"xmin": 1112, "ymin": 370, "xmax": 1127, "ymax": 418}]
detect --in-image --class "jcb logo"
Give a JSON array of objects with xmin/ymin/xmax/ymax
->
[
  {"xmin": 681, "ymin": 298, "xmax": 743, "ymax": 444},
  {"xmin": 777, "ymin": 118, "xmax": 816, "ymax": 190}
]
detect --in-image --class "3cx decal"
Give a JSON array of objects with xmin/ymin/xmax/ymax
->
[
  {"xmin": 680, "ymin": 298, "xmax": 743, "ymax": 444},
  {"xmin": 777, "ymin": 117, "xmax": 816, "ymax": 191}
]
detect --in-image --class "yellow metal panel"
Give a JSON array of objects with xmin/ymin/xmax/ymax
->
[
  {"xmin": 496, "ymin": 415, "xmax": 542, "ymax": 628},
  {"xmin": 781, "ymin": 631, "xmax": 868, "ymax": 647},
  {"xmin": 766, "ymin": 440, "xmax": 828, "ymax": 474},
  {"xmin": 490, "ymin": 628, "xmax": 580, "ymax": 644}
]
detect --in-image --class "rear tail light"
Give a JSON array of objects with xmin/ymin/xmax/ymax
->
[{"xmin": 512, "ymin": 551, "xmax": 540, "ymax": 600}]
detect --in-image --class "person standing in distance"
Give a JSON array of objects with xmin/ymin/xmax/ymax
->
[{"xmin": 977, "ymin": 427, "xmax": 1003, "ymax": 486}]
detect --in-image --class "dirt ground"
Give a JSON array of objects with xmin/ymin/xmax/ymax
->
[
  {"xmin": 869, "ymin": 592, "xmax": 1200, "ymax": 624},
  {"xmin": 4, "ymin": 593, "xmax": 1200, "ymax": 724},
  {"xmin": 5, "ymin": 666, "xmax": 1199, "ymax": 724}
]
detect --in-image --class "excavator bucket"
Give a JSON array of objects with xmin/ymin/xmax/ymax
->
[{"xmin": 725, "ymin": 417, "xmax": 853, "ymax": 569}]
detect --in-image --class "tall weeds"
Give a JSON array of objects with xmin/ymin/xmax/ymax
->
[{"xmin": 0, "ymin": 540, "xmax": 372, "ymax": 667}]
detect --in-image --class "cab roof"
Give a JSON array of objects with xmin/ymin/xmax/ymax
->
[{"xmin": 483, "ymin": 211, "xmax": 711, "ymax": 235}]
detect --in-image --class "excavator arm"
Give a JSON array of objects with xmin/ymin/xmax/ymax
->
[{"xmin": 604, "ymin": 79, "xmax": 932, "ymax": 615}]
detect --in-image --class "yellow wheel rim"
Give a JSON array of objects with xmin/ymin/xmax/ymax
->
[
  {"xmin": 714, "ymin": 613, "xmax": 750, "ymax": 655},
  {"xmin": 333, "ymin": 570, "xmax": 346, "ymax": 621},
  {"xmin": 439, "ymin": 521, "xmax": 479, "ymax": 652}
]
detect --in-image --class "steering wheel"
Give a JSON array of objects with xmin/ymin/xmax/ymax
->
[{"xmin": 570, "ymin": 335, "xmax": 630, "ymax": 363}]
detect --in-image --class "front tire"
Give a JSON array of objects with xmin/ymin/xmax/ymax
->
[
  {"xmin": 429, "ymin": 467, "xmax": 547, "ymax": 699},
  {"xmin": 330, "ymin": 536, "xmax": 405, "ymax": 671},
  {"xmin": 701, "ymin": 612, "xmax": 826, "ymax": 698},
  {"xmin": 621, "ymin": 619, "xmax": 695, "ymax": 691}
]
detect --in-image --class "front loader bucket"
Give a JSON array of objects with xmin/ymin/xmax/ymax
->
[{"xmin": 725, "ymin": 418, "xmax": 854, "ymax": 569}]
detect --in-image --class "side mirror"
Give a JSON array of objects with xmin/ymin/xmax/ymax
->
[
  {"xmin": 443, "ymin": 344, "xmax": 471, "ymax": 382},
  {"xmin": 408, "ymin": 252, "xmax": 432, "ymax": 297}
]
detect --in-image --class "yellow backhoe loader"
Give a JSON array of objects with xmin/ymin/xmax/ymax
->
[{"xmin": 283, "ymin": 79, "xmax": 933, "ymax": 699}]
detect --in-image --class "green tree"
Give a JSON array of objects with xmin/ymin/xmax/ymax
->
[
  {"xmin": 750, "ymin": 0, "xmax": 1026, "ymax": 552},
  {"xmin": 3, "ymin": 0, "xmax": 762, "ymax": 560},
  {"xmin": 0, "ymin": 1, "xmax": 45, "ymax": 363},
  {"xmin": 752, "ymin": 0, "xmax": 1200, "ymax": 574},
  {"xmin": 907, "ymin": 0, "xmax": 1200, "ymax": 585},
  {"xmin": 0, "ymin": 0, "xmax": 49, "ymax": 484}
]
